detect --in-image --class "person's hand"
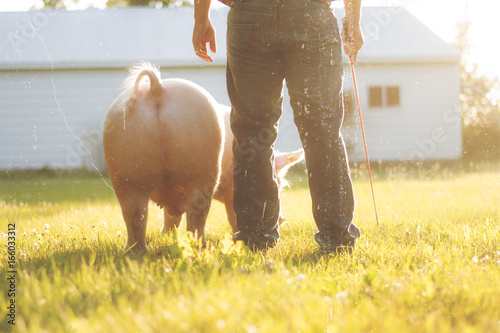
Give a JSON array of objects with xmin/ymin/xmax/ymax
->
[
  {"xmin": 193, "ymin": 18, "xmax": 217, "ymax": 63},
  {"xmin": 341, "ymin": 18, "xmax": 363, "ymax": 64}
]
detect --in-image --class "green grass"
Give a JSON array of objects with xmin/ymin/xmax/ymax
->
[{"xmin": 1, "ymin": 168, "xmax": 499, "ymax": 333}]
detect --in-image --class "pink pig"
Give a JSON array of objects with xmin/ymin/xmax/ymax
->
[
  {"xmin": 197, "ymin": 104, "xmax": 303, "ymax": 233},
  {"xmin": 104, "ymin": 63, "xmax": 303, "ymax": 250}
]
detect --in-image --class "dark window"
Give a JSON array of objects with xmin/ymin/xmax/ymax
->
[
  {"xmin": 368, "ymin": 86, "xmax": 383, "ymax": 107},
  {"xmin": 387, "ymin": 86, "xmax": 400, "ymax": 106}
]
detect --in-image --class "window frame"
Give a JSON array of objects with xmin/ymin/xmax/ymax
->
[
  {"xmin": 367, "ymin": 85, "xmax": 401, "ymax": 108},
  {"xmin": 368, "ymin": 86, "xmax": 383, "ymax": 108},
  {"xmin": 386, "ymin": 86, "xmax": 400, "ymax": 107}
]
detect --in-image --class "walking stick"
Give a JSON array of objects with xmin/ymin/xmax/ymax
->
[{"xmin": 349, "ymin": 57, "xmax": 379, "ymax": 226}]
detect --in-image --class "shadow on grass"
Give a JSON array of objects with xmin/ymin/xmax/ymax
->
[
  {"xmin": 9, "ymin": 229, "xmax": 339, "ymax": 282},
  {"xmin": 12, "ymin": 234, "xmax": 173, "ymax": 276}
]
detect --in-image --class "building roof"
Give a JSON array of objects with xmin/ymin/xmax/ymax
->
[
  {"xmin": 351, "ymin": 6, "xmax": 460, "ymax": 64},
  {"xmin": 0, "ymin": 6, "xmax": 459, "ymax": 70}
]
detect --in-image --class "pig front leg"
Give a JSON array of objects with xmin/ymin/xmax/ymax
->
[
  {"xmin": 222, "ymin": 192, "xmax": 238, "ymax": 233},
  {"xmin": 153, "ymin": 184, "xmax": 186, "ymax": 234},
  {"xmin": 162, "ymin": 211, "xmax": 182, "ymax": 233},
  {"xmin": 114, "ymin": 183, "xmax": 150, "ymax": 251}
]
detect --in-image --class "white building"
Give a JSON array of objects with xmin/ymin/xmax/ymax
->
[{"xmin": 0, "ymin": 6, "xmax": 461, "ymax": 171}]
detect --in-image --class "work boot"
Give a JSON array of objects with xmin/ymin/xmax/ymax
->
[
  {"xmin": 314, "ymin": 231, "xmax": 356, "ymax": 254},
  {"xmin": 233, "ymin": 230, "xmax": 279, "ymax": 252}
]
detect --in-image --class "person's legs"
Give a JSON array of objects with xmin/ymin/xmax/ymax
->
[
  {"xmin": 282, "ymin": 3, "xmax": 360, "ymax": 251},
  {"xmin": 226, "ymin": 2, "xmax": 285, "ymax": 249}
]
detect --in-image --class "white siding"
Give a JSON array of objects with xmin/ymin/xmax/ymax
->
[
  {"xmin": 0, "ymin": 66, "xmax": 229, "ymax": 170},
  {"xmin": 1, "ymin": 69, "xmax": 121, "ymax": 170},
  {"xmin": 342, "ymin": 62, "xmax": 461, "ymax": 161}
]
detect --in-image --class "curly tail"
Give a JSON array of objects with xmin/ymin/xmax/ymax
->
[{"xmin": 123, "ymin": 62, "xmax": 163, "ymax": 98}]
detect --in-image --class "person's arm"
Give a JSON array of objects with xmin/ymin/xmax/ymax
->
[
  {"xmin": 193, "ymin": 0, "xmax": 217, "ymax": 63},
  {"xmin": 342, "ymin": 0, "xmax": 363, "ymax": 64}
]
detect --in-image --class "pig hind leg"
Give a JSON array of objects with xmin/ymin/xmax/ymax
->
[
  {"xmin": 114, "ymin": 183, "xmax": 150, "ymax": 251},
  {"xmin": 184, "ymin": 178, "xmax": 218, "ymax": 243}
]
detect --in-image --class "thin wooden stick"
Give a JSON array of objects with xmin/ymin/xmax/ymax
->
[{"xmin": 350, "ymin": 58, "xmax": 379, "ymax": 226}]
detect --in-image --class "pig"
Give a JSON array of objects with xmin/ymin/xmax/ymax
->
[
  {"xmin": 104, "ymin": 63, "xmax": 303, "ymax": 250},
  {"xmin": 192, "ymin": 104, "xmax": 304, "ymax": 233},
  {"xmin": 104, "ymin": 63, "xmax": 224, "ymax": 250}
]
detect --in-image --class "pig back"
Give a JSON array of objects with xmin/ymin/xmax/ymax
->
[
  {"xmin": 156, "ymin": 79, "xmax": 224, "ymax": 183},
  {"xmin": 103, "ymin": 79, "xmax": 223, "ymax": 189}
]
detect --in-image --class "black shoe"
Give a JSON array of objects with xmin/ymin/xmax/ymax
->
[
  {"xmin": 233, "ymin": 230, "xmax": 279, "ymax": 252},
  {"xmin": 314, "ymin": 231, "xmax": 356, "ymax": 254}
]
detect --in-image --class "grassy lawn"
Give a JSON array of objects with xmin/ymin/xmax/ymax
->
[{"xmin": 1, "ymin": 168, "xmax": 499, "ymax": 332}]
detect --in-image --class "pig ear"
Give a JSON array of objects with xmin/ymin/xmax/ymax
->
[{"xmin": 275, "ymin": 149, "xmax": 304, "ymax": 176}]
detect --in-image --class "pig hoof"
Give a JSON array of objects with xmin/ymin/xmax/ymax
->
[{"xmin": 125, "ymin": 242, "xmax": 147, "ymax": 254}]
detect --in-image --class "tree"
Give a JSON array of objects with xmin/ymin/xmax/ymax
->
[
  {"xmin": 39, "ymin": 0, "xmax": 192, "ymax": 9},
  {"xmin": 39, "ymin": 0, "xmax": 67, "ymax": 9},
  {"xmin": 453, "ymin": 21, "xmax": 500, "ymax": 161},
  {"xmin": 106, "ymin": 0, "xmax": 193, "ymax": 7}
]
